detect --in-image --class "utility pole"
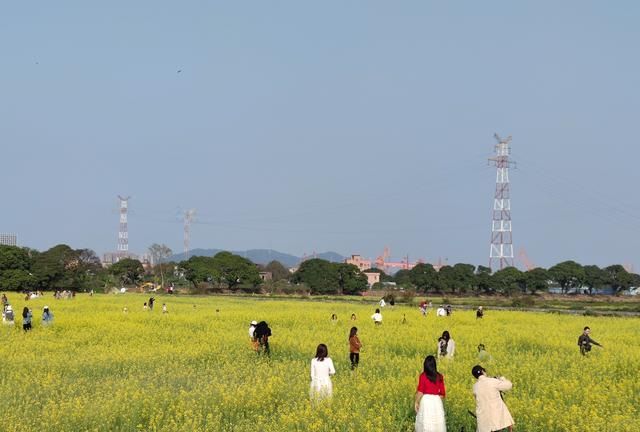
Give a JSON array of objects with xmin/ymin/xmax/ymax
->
[
  {"xmin": 117, "ymin": 195, "xmax": 131, "ymax": 260},
  {"xmin": 488, "ymin": 134, "xmax": 515, "ymax": 271},
  {"xmin": 183, "ymin": 209, "xmax": 196, "ymax": 259}
]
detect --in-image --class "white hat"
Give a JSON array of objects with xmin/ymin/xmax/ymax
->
[
  {"xmin": 251, "ymin": 320, "xmax": 257, "ymax": 325},
  {"xmin": 44, "ymin": 306, "xmax": 49, "ymax": 309},
  {"xmin": 6, "ymin": 305, "xmax": 12, "ymax": 311}
]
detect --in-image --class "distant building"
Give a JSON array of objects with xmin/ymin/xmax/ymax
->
[
  {"xmin": 345, "ymin": 254, "xmax": 371, "ymax": 271},
  {"xmin": 102, "ymin": 252, "xmax": 139, "ymax": 267},
  {"xmin": 259, "ymin": 271, "xmax": 273, "ymax": 282},
  {"xmin": 363, "ymin": 271, "xmax": 380, "ymax": 288},
  {"xmin": 0, "ymin": 233, "xmax": 17, "ymax": 246}
]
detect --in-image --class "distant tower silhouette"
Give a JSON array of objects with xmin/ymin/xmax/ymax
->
[
  {"xmin": 183, "ymin": 209, "xmax": 196, "ymax": 259},
  {"xmin": 117, "ymin": 195, "xmax": 131, "ymax": 258},
  {"xmin": 488, "ymin": 134, "xmax": 515, "ymax": 271}
]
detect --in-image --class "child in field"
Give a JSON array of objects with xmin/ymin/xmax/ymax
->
[
  {"xmin": 476, "ymin": 306, "xmax": 484, "ymax": 319},
  {"xmin": 310, "ymin": 343, "xmax": 335, "ymax": 401},
  {"xmin": 254, "ymin": 321, "xmax": 272, "ymax": 355},
  {"xmin": 162, "ymin": 304, "xmax": 168, "ymax": 314},
  {"xmin": 350, "ymin": 313, "xmax": 357, "ymax": 321},
  {"xmin": 348, "ymin": 327, "xmax": 362, "ymax": 370}
]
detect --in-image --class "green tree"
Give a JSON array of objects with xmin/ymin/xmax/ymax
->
[
  {"xmin": 212, "ymin": 251, "xmax": 261, "ymax": 290},
  {"xmin": 523, "ymin": 268, "xmax": 550, "ymax": 294},
  {"xmin": 408, "ymin": 263, "xmax": 438, "ymax": 292},
  {"xmin": 335, "ymin": 263, "xmax": 368, "ymax": 295},
  {"xmin": 109, "ymin": 258, "xmax": 145, "ymax": 286},
  {"xmin": 548, "ymin": 261, "xmax": 585, "ymax": 294},
  {"xmin": 181, "ymin": 256, "xmax": 218, "ymax": 288},
  {"xmin": 475, "ymin": 265, "xmax": 493, "ymax": 294},
  {"xmin": 0, "ymin": 246, "xmax": 36, "ymax": 290},
  {"xmin": 393, "ymin": 269, "xmax": 412, "ymax": 287},
  {"xmin": 435, "ymin": 265, "xmax": 456, "ymax": 293},
  {"xmin": 291, "ymin": 259, "xmax": 340, "ymax": 294},
  {"xmin": 492, "ymin": 266, "xmax": 524, "ymax": 295},
  {"xmin": 31, "ymin": 244, "xmax": 77, "ymax": 290},
  {"xmin": 451, "ymin": 263, "xmax": 476, "ymax": 293},
  {"xmin": 604, "ymin": 265, "xmax": 633, "ymax": 295},
  {"xmin": 264, "ymin": 260, "xmax": 290, "ymax": 282},
  {"xmin": 583, "ymin": 265, "xmax": 609, "ymax": 295}
]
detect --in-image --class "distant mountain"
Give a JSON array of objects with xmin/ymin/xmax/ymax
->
[{"xmin": 168, "ymin": 249, "xmax": 345, "ymax": 268}]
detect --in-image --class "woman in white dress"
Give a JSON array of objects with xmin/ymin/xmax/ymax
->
[
  {"xmin": 310, "ymin": 343, "xmax": 335, "ymax": 401},
  {"xmin": 437, "ymin": 331, "xmax": 455, "ymax": 358}
]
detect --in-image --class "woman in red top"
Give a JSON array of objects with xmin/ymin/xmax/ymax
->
[{"xmin": 414, "ymin": 355, "xmax": 446, "ymax": 432}]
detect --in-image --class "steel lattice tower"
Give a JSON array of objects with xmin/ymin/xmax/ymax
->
[
  {"xmin": 183, "ymin": 209, "xmax": 196, "ymax": 259},
  {"xmin": 488, "ymin": 134, "xmax": 515, "ymax": 271},
  {"xmin": 117, "ymin": 195, "xmax": 131, "ymax": 258}
]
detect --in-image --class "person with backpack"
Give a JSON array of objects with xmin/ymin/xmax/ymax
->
[{"xmin": 254, "ymin": 321, "xmax": 272, "ymax": 355}]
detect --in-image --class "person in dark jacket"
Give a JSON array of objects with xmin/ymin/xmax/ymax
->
[{"xmin": 578, "ymin": 326, "xmax": 603, "ymax": 355}]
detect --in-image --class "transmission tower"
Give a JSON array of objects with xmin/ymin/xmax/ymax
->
[
  {"xmin": 488, "ymin": 134, "xmax": 516, "ymax": 271},
  {"xmin": 183, "ymin": 209, "xmax": 196, "ymax": 259},
  {"xmin": 117, "ymin": 195, "xmax": 131, "ymax": 258}
]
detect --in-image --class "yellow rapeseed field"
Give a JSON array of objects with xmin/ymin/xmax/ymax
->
[{"xmin": 0, "ymin": 293, "xmax": 638, "ymax": 431}]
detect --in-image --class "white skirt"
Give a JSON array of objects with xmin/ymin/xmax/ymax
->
[
  {"xmin": 310, "ymin": 379, "xmax": 333, "ymax": 400},
  {"xmin": 415, "ymin": 394, "xmax": 446, "ymax": 432}
]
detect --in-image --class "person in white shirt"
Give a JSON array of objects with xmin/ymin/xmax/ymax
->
[
  {"xmin": 310, "ymin": 343, "xmax": 336, "ymax": 401},
  {"xmin": 379, "ymin": 298, "xmax": 386, "ymax": 308},
  {"xmin": 371, "ymin": 308, "xmax": 383, "ymax": 325}
]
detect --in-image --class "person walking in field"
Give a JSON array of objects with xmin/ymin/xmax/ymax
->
[
  {"xmin": 578, "ymin": 326, "xmax": 603, "ymax": 355},
  {"xmin": 476, "ymin": 306, "xmax": 484, "ymax": 319},
  {"xmin": 471, "ymin": 365, "xmax": 514, "ymax": 432},
  {"xmin": 148, "ymin": 297, "xmax": 155, "ymax": 311},
  {"xmin": 162, "ymin": 303, "xmax": 168, "ymax": 314},
  {"xmin": 310, "ymin": 343, "xmax": 335, "ymax": 401},
  {"xmin": 414, "ymin": 355, "xmax": 446, "ymax": 432},
  {"xmin": 1, "ymin": 294, "xmax": 8, "ymax": 310},
  {"xmin": 437, "ymin": 331, "xmax": 455, "ymax": 358},
  {"xmin": 22, "ymin": 307, "xmax": 32, "ymax": 331},
  {"xmin": 371, "ymin": 308, "xmax": 383, "ymax": 325},
  {"xmin": 348, "ymin": 327, "xmax": 362, "ymax": 370}
]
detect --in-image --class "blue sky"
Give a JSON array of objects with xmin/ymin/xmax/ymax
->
[{"xmin": 1, "ymin": 1, "xmax": 639, "ymax": 269}]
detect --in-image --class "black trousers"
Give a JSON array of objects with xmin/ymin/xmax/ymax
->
[{"xmin": 350, "ymin": 352, "xmax": 359, "ymax": 368}]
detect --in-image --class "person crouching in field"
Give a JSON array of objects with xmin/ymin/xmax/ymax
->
[
  {"xmin": 348, "ymin": 327, "xmax": 362, "ymax": 370},
  {"xmin": 472, "ymin": 365, "xmax": 514, "ymax": 432},
  {"xmin": 414, "ymin": 355, "xmax": 446, "ymax": 432},
  {"xmin": 371, "ymin": 308, "xmax": 383, "ymax": 325},
  {"xmin": 310, "ymin": 343, "xmax": 335, "ymax": 402},
  {"xmin": 42, "ymin": 306, "xmax": 54, "ymax": 325},
  {"xmin": 578, "ymin": 326, "xmax": 603, "ymax": 355},
  {"xmin": 254, "ymin": 321, "xmax": 272, "ymax": 355}
]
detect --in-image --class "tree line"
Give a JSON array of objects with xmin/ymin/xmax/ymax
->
[{"xmin": 1, "ymin": 244, "xmax": 638, "ymax": 296}]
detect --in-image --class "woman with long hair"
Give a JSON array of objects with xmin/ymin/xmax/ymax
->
[
  {"xmin": 437, "ymin": 330, "xmax": 455, "ymax": 358},
  {"xmin": 414, "ymin": 355, "xmax": 446, "ymax": 432},
  {"xmin": 348, "ymin": 327, "xmax": 362, "ymax": 370},
  {"xmin": 310, "ymin": 343, "xmax": 335, "ymax": 401}
]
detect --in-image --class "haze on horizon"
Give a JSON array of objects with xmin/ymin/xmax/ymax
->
[{"xmin": 1, "ymin": 1, "xmax": 639, "ymax": 269}]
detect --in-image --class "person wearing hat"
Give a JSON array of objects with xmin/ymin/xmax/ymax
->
[
  {"xmin": 471, "ymin": 365, "xmax": 514, "ymax": 432},
  {"xmin": 249, "ymin": 321, "xmax": 258, "ymax": 351},
  {"xmin": 42, "ymin": 306, "xmax": 54, "ymax": 325},
  {"xmin": 3, "ymin": 305, "xmax": 15, "ymax": 325}
]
